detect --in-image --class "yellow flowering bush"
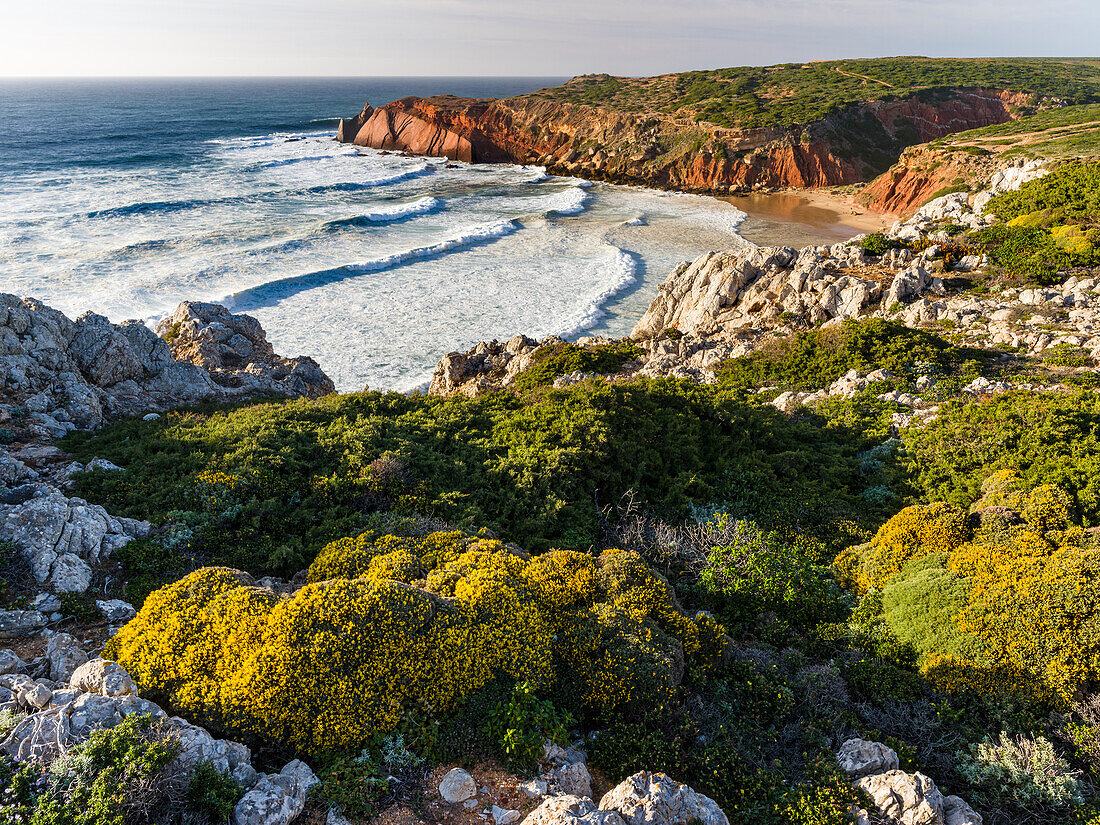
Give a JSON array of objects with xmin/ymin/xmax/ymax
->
[
  {"xmin": 1022, "ymin": 484, "xmax": 1074, "ymax": 533},
  {"xmin": 843, "ymin": 482, "xmax": 1100, "ymax": 703},
  {"xmin": 856, "ymin": 503, "xmax": 969, "ymax": 592},
  {"xmin": 106, "ymin": 531, "xmax": 726, "ymax": 755}
]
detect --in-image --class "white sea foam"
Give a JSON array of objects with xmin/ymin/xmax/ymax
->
[
  {"xmin": 322, "ymin": 196, "xmax": 443, "ymax": 228},
  {"xmin": 343, "ymin": 218, "xmax": 519, "ymax": 272},
  {"xmin": 543, "ymin": 185, "xmax": 590, "ymax": 216},
  {"xmin": 558, "ymin": 244, "xmax": 640, "ymax": 338},
  {"xmin": 0, "ymin": 129, "xmax": 753, "ymax": 391}
]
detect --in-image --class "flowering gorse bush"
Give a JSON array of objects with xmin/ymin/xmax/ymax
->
[
  {"xmin": 841, "ymin": 478, "xmax": 1100, "ymax": 703},
  {"xmin": 106, "ymin": 531, "xmax": 726, "ymax": 756},
  {"xmin": 847, "ymin": 502, "xmax": 970, "ymax": 593}
]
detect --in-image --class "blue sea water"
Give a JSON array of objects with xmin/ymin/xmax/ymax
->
[{"xmin": 0, "ymin": 78, "xmax": 750, "ymax": 391}]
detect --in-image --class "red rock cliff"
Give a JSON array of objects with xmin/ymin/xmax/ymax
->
[{"xmin": 338, "ymin": 88, "xmax": 1029, "ymax": 197}]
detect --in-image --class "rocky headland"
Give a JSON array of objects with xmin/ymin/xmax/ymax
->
[
  {"xmin": 337, "ymin": 89, "xmax": 1026, "ymax": 202},
  {"xmin": 336, "ymin": 57, "xmax": 1100, "ymax": 218}
]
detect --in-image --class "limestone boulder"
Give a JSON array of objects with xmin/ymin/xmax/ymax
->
[
  {"xmin": 553, "ymin": 761, "xmax": 594, "ymax": 799},
  {"xmin": 855, "ymin": 770, "xmax": 944, "ymax": 825},
  {"xmin": 440, "ymin": 767, "xmax": 478, "ymax": 803},
  {"xmin": 0, "ymin": 485, "xmax": 145, "ymax": 592},
  {"xmin": 46, "ymin": 633, "xmax": 88, "ymax": 682},
  {"xmin": 231, "ymin": 759, "xmax": 318, "ymax": 825},
  {"xmin": 837, "ymin": 738, "xmax": 900, "ymax": 778},
  {"xmin": 0, "ymin": 649, "xmax": 27, "ymax": 675},
  {"xmin": 599, "ymin": 771, "xmax": 729, "ymax": 825},
  {"xmin": 168, "ymin": 716, "xmax": 259, "ymax": 789},
  {"xmin": 522, "ymin": 794, "xmax": 625, "ymax": 825},
  {"xmin": 69, "ymin": 659, "xmax": 138, "ymax": 697}
]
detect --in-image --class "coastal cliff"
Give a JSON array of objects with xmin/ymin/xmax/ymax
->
[
  {"xmin": 337, "ymin": 89, "xmax": 1027, "ymax": 194},
  {"xmin": 861, "ymin": 101, "xmax": 1100, "ymax": 216}
]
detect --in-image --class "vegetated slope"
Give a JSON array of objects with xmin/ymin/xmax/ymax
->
[
  {"xmin": 863, "ymin": 102, "xmax": 1100, "ymax": 215},
  {"xmin": 338, "ymin": 57, "xmax": 1100, "ymax": 194},
  {"xmin": 535, "ymin": 58, "xmax": 1100, "ymax": 128}
]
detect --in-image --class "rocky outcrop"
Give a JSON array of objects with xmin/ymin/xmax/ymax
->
[
  {"xmin": 631, "ymin": 241, "xmax": 880, "ymax": 339},
  {"xmin": 0, "ymin": 295, "xmax": 333, "ymax": 434},
  {"xmin": 0, "ymin": 483, "xmax": 150, "ymax": 593},
  {"xmin": 0, "ymin": 644, "xmax": 313, "ymax": 824},
  {"xmin": 519, "ymin": 769, "xmax": 728, "ymax": 825},
  {"xmin": 154, "ymin": 301, "xmax": 334, "ymax": 399},
  {"xmin": 339, "ymin": 87, "xmax": 1029, "ymax": 195},
  {"xmin": 837, "ymin": 739, "xmax": 982, "ymax": 825}
]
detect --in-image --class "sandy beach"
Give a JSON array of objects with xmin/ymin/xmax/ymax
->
[{"xmin": 721, "ymin": 188, "xmax": 892, "ymax": 248}]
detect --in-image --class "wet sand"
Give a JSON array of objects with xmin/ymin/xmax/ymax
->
[{"xmin": 721, "ymin": 190, "xmax": 891, "ymax": 248}]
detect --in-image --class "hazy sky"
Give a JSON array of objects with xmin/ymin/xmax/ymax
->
[{"xmin": 2, "ymin": 0, "xmax": 1098, "ymax": 77}]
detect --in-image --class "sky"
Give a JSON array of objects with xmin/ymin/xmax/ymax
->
[{"xmin": 1, "ymin": 0, "xmax": 1098, "ymax": 77}]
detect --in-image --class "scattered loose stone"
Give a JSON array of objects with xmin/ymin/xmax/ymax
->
[{"xmin": 440, "ymin": 767, "xmax": 478, "ymax": 803}]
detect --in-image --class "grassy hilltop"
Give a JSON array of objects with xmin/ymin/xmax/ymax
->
[{"xmin": 529, "ymin": 57, "xmax": 1100, "ymax": 129}]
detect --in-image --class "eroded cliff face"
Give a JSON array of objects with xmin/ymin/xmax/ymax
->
[{"xmin": 337, "ymin": 88, "xmax": 1029, "ymax": 196}]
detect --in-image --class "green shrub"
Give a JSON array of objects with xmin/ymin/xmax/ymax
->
[
  {"xmin": 513, "ymin": 342, "xmax": 642, "ymax": 392},
  {"xmin": 881, "ymin": 555, "xmax": 983, "ymax": 662},
  {"xmin": 957, "ymin": 732, "xmax": 1083, "ymax": 808},
  {"xmin": 30, "ymin": 715, "xmax": 181, "ymax": 825},
  {"xmin": 313, "ymin": 749, "xmax": 386, "ymax": 819},
  {"xmin": 970, "ymin": 223, "xmax": 1079, "ymax": 284},
  {"xmin": 187, "ymin": 760, "xmax": 242, "ymax": 821},
  {"xmin": 699, "ymin": 517, "xmax": 847, "ymax": 629},
  {"xmin": 904, "ymin": 390, "xmax": 1100, "ymax": 525},
  {"xmin": 857, "ymin": 233, "xmax": 901, "ymax": 256},
  {"xmin": 65, "ymin": 380, "xmax": 895, "ymax": 570},
  {"xmin": 842, "ymin": 655, "xmax": 923, "ymax": 702},
  {"xmin": 716, "ymin": 319, "xmax": 976, "ymax": 392},
  {"xmin": 484, "ymin": 681, "xmax": 573, "ymax": 769},
  {"xmin": 58, "ymin": 593, "xmax": 100, "ymax": 625},
  {"xmin": 985, "ymin": 161, "xmax": 1100, "ymax": 224}
]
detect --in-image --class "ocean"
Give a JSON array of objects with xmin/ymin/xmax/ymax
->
[{"xmin": 0, "ymin": 78, "xmax": 751, "ymax": 391}]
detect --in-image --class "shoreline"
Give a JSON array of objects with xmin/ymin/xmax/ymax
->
[{"xmin": 720, "ymin": 188, "xmax": 892, "ymax": 248}]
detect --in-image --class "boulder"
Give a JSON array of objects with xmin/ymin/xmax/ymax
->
[
  {"xmin": 50, "ymin": 552, "xmax": 92, "ymax": 593},
  {"xmin": 855, "ymin": 770, "xmax": 944, "ymax": 825},
  {"xmin": 0, "ymin": 485, "xmax": 145, "ymax": 592},
  {"xmin": 494, "ymin": 806, "xmax": 523, "ymax": 825},
  {"xmin": 96, "ymin": 599, "xmax": 137, "ymax": 624},
  {"xmin": 599, "ymin": 771, "xmax": 729, "ymax": 825},
  {"xmin": 943, "ymin": 796, "xmax": 983, "ymax": 825},
  {"xmin": 0, "ymin": 609, "xmax": 47, "ymax": 640},
  {"xmin": 885, "ymin": 265, "xmax": 933, "ymax": 307},
  {"xmin": 522, "ymin": 794, "xmax": 624, "ymax": 825},
  {"xmin": 46, "ymin": 633, "xmax": 88, "ymax": 682},
  {"xmin": 69, "ymin": 659, "xmax": 137, "ymax": 697},
  {"xmin": 168, "ymin": 716, "xmax": 259, "ymax": 789},
  {"xmin": 0, "ymin": 649, "xmax": 27, "ymax": 675},
  {"xmin": 231, "ymin": 759, "xmax": 318, "ymax": 825},
  {"xmin": 553, "ymin": 761, "xmax": 594, "ymax": 799},
  {"xmin": 440, "ymin": 767, "xmax": 478, "ymax": 803},
  {"xmin": 837, "ymin": 738, "xmax": 900, "ymax": 778}
]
